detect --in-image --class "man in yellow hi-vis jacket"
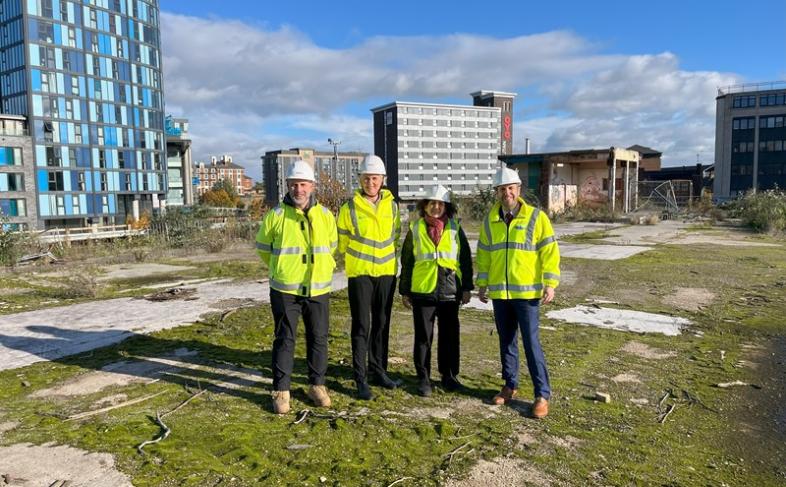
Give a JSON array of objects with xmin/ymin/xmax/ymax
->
[
  {"xmin": 476, "ymin": 166, "xmax": 560, "ymax": 419},
  {"xmin": 256, "ymin": 159, "xmax": 338, "ymax": 415},
  {"xmin": 337, "ymin": 155, "xmax": 401, "ymax": 400}
]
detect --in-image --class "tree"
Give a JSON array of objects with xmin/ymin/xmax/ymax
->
[
  {"xmin": 315, "ymin": 170, "xmax": 349, "ymax": 214},
  {"xmin": 200, "ymin": 189, "xmax": 236, "ymax": 207},
  {"xmin": 211, "ymin": 179, "xmax": 239, "ymax": 201}
]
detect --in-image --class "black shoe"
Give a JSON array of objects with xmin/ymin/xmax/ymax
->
[
  {"xmin": 418, "ymin": 379, "xmax": 432, "ymax": 397},
  {"xmin": 370, "ymin": 372, "xmax": 400, "ymax": 389},
  {"xmin": 357, "ymin": 381, "xmax": 373, "ymax": 401},
  {"xmin": 441, "ymin": 376, "xmax": 463, "ymax": 392}
]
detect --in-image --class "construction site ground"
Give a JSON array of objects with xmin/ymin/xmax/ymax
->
[{"xmin": 0, "ymin": 219, "xmax": 784, "ymax": 486}]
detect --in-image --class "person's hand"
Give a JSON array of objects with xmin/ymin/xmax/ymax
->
[
  {"xmin": 461, "ymin": 291, "xmax": 471, "ymax": 305},
  {"xmin": 402, "ymin": 295, "xmax": 412, "ymax": 309},
  {"xmin": 478, "ymin": 286, "xmax": 488, "ymax": 303},
  {"xmin": 542, "ymin": 286, "xmax": 555, "ymax": 305}
]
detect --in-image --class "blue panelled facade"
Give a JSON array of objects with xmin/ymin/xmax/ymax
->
[{"xmin": 0, "ymin": 0, "xmax": 166, "ymax": 228}]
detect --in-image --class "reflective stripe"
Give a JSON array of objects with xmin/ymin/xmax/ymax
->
[
  {"xmin": 483, "ymin": 214, "xmax": 492, "ymax": 248},
  {"xmin": 273, "ymin": 207, "xmax": 283, "ymax": 216},
  {"xmin": 488, "ymin": 283, "xmax": 543, "ymax": 292},
  {"xmin": 338, "ymin": 228, "xmax": 351, "ymax": 236},
  {"xmin": 526, "ymin": 208, "xmax": 540, "ymax": 248},
  {"xmin": 271, "ymin": 246, "xmax": 301, "ymax": 255},
  {"xmin": 477, "ymin": 272, "xmax": 488, "ymax": 280},
  {"xmin": 543, "ymin": 272, "xmax": 560, "ymax": 281},
  {"xmin": 256, "ymin": 242, "xmax": 271, "ymax": 251},
  {"xmin": 350, "ymin": 233, "xmax": 396, "ymax": 248},
  {"xmin": 311, "ymin": 280, "xmax": 332, "ymax": 290},
  {"xmin": 347, "ymin": 247, "xmax": 396, "ymax": 264},
  {"xmin": 312, "ymin": 246, "xmax": 332, "ymax": 254},
  {"xmin": 536, "ymin": 235, "xmax": 557, "ymax": 250},
  {"xmin": 477, "ymin": 241, "xmax": 490, "ymax": 251},
  {"xmin": 270, "ymin": 279, "xmax": 300, "ymax": 291},
  {"xmin": 416, "ymin": 252, "xmax": 437, "ymax": 260},
  {"xmin": 347, "ymin": 197, "xmax": 396, "ymax": 248}
]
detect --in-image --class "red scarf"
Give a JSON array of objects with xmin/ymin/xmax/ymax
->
[{"xmin": 424, "ymin": 215, "xmax": 448, "ymax": 245}]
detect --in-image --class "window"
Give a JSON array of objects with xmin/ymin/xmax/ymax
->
[
  {"xmin": 100, "ymin": 172, "xmax": 107, "ymax": 191},
  {"xmin": 0, "ymin": 173, "xmax": 23, "ymax": 191},
  {"xmin": 732, "ymin": 95, "xmax": 756, "ymax": 108},
  {"xmin": 0, "ymin": 199, "xmax": 26, "ymax": 217},
  {"xmin": 77, "ymin": 172, "xmax": 85, "ymax": 191},
  {"xmin": 47, "ymin": 171, "xmax": 64, "ymax": 191}
]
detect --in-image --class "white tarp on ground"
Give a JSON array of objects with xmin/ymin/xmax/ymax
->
[{"xmin": 546, "ymin": 305, "xmax": 691, "ymax": 336}]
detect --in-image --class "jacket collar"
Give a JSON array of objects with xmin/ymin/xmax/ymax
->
[
  {"xmin": 491, "ymin": 197, "xmax": 528, "ymax": 222},
  {"xmin": 283, "ymin": 192, "xmax": 317, "ymax": 214}
]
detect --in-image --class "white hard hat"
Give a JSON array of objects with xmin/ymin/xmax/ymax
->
[
  {"xmin": 359, "ymin": 154, "xmax": 386, "ymax": 176},
  {"xmin": 286, "ymin": 159, "xmax": 315, "ymax": 182},
  {"xmin": 492, "ymin": 166, "xmax": 522, "ymax": 187},
  {"xmin": 424, "ymin": 184, "xmax": 451, "ymax": 203}
]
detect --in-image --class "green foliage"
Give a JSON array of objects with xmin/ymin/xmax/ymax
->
[
  {"xmin": 0, "ymin": 214, "xmax": 32, "ymax": 267},
  {"xmin": 726, "ymin": 188, "xmax": 786, "ymax": 234}
]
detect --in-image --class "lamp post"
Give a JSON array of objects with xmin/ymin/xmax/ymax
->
[{"xmin": 327, "ymin": 137, "xmax": 341, "ymax": 183}]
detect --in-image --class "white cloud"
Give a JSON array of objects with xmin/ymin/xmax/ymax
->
[{"xmin": 161, "ymin": 13, "xmax": 743, "ymax": 173}]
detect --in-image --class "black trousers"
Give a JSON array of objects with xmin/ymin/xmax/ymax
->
[
  {"xmin": 412, "ymin": 298, "xmax": 460, "ymax": 381},
  {"xmin": 348, "ymin": 275, "xmax": 396, "ymax": 383},
  {"xmin": 270, "ymin": 289, "xmax": 329, "ymax": 391}
]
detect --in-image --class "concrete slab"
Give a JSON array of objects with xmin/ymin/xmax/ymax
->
[
  {"xmin": 552, "ymin": 222, "xmax": 624, "ymax": 238},
  {"xmin": 559, "ymin": 243, "xmax": 651, "ymax": 260},
  {"xmin": 97, "ymin": 263, "xmax": 196, "ymax": 281},
  {"xmin": 546, "ymin": 305, "xmax": 691, "ymax": 336},
  {"xmin": 0, "ymin": 273, "xmax": 348, "ymax": 371}
]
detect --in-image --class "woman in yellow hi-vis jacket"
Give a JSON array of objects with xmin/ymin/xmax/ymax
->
[
  {"xmin": 399, "ymin": 185, "xmax": 473, "ymax": 397},
  {"xmin": 256, "ymin": 160, "xmax": 337, "ymax": 415},
  {"xmin": 337, "ymin": 155, "xmax": 401, "ymax": 400}
]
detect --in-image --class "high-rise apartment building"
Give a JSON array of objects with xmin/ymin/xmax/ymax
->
[
  {"xmin": 0, "ymin": 0, "xmax": 166, "ymax": 229},
  {"xmin": 371, "ymin": 91, "xmax": 515, "ymax": 200},
  {"xmin": 262, "ymin": 147, "xmax": 364, "ymax": 205},
  {"xmin": 165, "ymin": 115, "xmax": 193, "ymax": 206},
  {"xmin": 715, "ymin": 82, "xmax": 786, "ymax": 200}
]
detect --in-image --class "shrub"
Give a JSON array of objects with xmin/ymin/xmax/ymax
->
[{"xmin": 726, "ymin": 189, "xmax": 786, "ymax": 234}]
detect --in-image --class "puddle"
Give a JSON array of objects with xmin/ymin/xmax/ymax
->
[{"xmin": 546, "ymin": 305, "xmax": 690, "ymax": 336}]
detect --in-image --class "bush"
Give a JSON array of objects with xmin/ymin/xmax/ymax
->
[
  {"xmin": 726, "ymin": 189, "xmax": 786, "ymax": 234},
  {"xmin": 0, "ymin": 215, "xmax": 34, "ymax": 267}
]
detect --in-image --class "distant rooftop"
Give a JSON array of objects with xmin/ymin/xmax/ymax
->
[{"xmin": 717, "ymin": 81, "xmax": 786, "ymax": 96}]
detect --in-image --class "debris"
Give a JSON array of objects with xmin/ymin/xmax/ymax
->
[
  {"xmin": 21, "ymin": 380, "xmax": 31, "ymax": 387},
  {"xmin": 594, "ymin": 392, "xmax": 611, "ymax": 403},
  {"xmin": 286, "ymin": 444, "xmax": 312, "ymax": 451},
  {"xmin": 142, "ymin": 287, "xmax": 197, "ymax": 302},
  {"xmin": 658, "ymin": 404, "xmax": 676, "ymax": 423},
  {"xmin": 445, "ymin": 441, "xmax": 472, "ymax": 466},
  {"xmin": 715, "ymin": 380, "xmax": 761, "ymax": 389},
  {"xmin": 293, "ymin": 410, "xmax": 311, "ymax": 425},
  {"xmin": 387, "ymin": 477, "xmax": 414, "ymax": 487},
  {"xmin": 17, "ymin": 252, "xmax": 59, "ymax": 265},
  {"xmin": 66, "ymin": 391, "xmax": 166, "ymax": 421},
  {"xmin": 137, "ymin": 388, "xmax": 207, "ymax": 454}
]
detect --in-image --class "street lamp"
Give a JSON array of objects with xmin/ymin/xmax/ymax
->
[{"xmin": 327, "ymin": 138, "xmax": 341, "ymax": 166}]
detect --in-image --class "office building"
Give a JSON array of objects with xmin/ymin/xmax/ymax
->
[
  {"xmin": 165, "ymin": 115, "xmax": 193, "ymax": 206},
  {"xmin": 371, "ymin": 91, "xmax": 515, "ymax": 199},
  {"xmin": 262, "ymin": 147, "xmax": 365, "ymax": 205},
  {"xmin": 0, "ymin": 0, "xmax": 166, "ymax": 229},
  {"xmin": 194, "ymin": 155, "xmax": 247, "ymax": 197},
  {"xmin": 715, "ymin": 82, "xmax": 786, "ymax": 200}
]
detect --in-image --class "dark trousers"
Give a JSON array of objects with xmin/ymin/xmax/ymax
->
[
  {"xmin": 492, "ymin": 299, "xmax": 551, "ymax": 399},
  {"xmin": 348, "ymin": 275, "xmax": 396, "ymax": 383},
  {"xmin": 270, "ymin": 289, "xmax": 329, "ymax": 391},
  {"xmin": 412, "ymin": 298, "xmax": 460, "ymax": 381}
]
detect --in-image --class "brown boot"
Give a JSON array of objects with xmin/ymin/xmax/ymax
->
[
  {"xmin": 308, "ymin": 385, "xmax": 332, "ymax": 408},
  {"xmin": 492, "ymin": 386, "xmax": 517, "ymax": 405},
  {"xmin": 271, "ymin": 390, "xmax": 290, "ymax": 415},
  {"xmin": 532, "ymin": 397, "xmax": 549, "ymax": 419}
]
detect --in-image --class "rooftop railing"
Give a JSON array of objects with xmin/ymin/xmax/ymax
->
[{"xmin": 718, "ymin": 81, "xmax": 786, "ymax": 96}]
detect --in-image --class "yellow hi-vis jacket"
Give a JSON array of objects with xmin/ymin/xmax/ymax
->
[
  {"xmin": 337, "ymin": 189, "xmax": 401, "ymax": 278},
  {"xmin": 410, "ymin": 218, "xmax": 461, "ymax": 294},
  {"xmin": 476, "ymin": 197, "xmax": 560, "ymax": 300},
  {"xmin": 255, "ymin": 202, "xmax": 338, "ymax": 297}
]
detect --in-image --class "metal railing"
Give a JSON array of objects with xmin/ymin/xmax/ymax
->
[
  {"xmin": 718, "ymin": 81, "xmax": 786, "ymax": 96},
  {"xmin": 35, "ymin": 224, "xmax": 147, "ymax": 244}
]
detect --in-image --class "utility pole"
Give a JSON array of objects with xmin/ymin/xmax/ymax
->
[{"xmin": 327, "ymin": 138, "xmax": 341, "ymax": 184}]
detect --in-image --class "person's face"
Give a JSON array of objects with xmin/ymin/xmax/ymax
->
[
  {"xmin": 496, "ymin": 183, "xmax": 521, "ymax": 210},
  {"xmin": 425, "ymin": 200, "xmax": 446, "ymax": 218},
  {"xmin": 287, "ymin": 179, "xmax": 315, "ymax": 208},
  {"xmin": 360, "ymin": 174, "xmax": 384, "ymax": 197}
]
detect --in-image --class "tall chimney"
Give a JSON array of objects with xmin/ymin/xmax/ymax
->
[{"xmin": 525, "ymin": 138, "xmax": 531, "ymax": 155}]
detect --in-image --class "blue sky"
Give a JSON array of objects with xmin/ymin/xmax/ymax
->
[{"xmin": 159, "ymin": 0, "xmax": 786, "ymax": 181}]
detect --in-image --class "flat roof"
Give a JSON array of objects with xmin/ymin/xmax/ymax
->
[
  {"xmin": 370, "ymin": 101, "xmax": 501, "ymax": 112},
  {"xmin": 470, "ymin": 90, "xmax": 518, "ymax": 98},
  {"xmin": 717, "ymin": 81, "xmax": 786, "ymax": 96}
]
